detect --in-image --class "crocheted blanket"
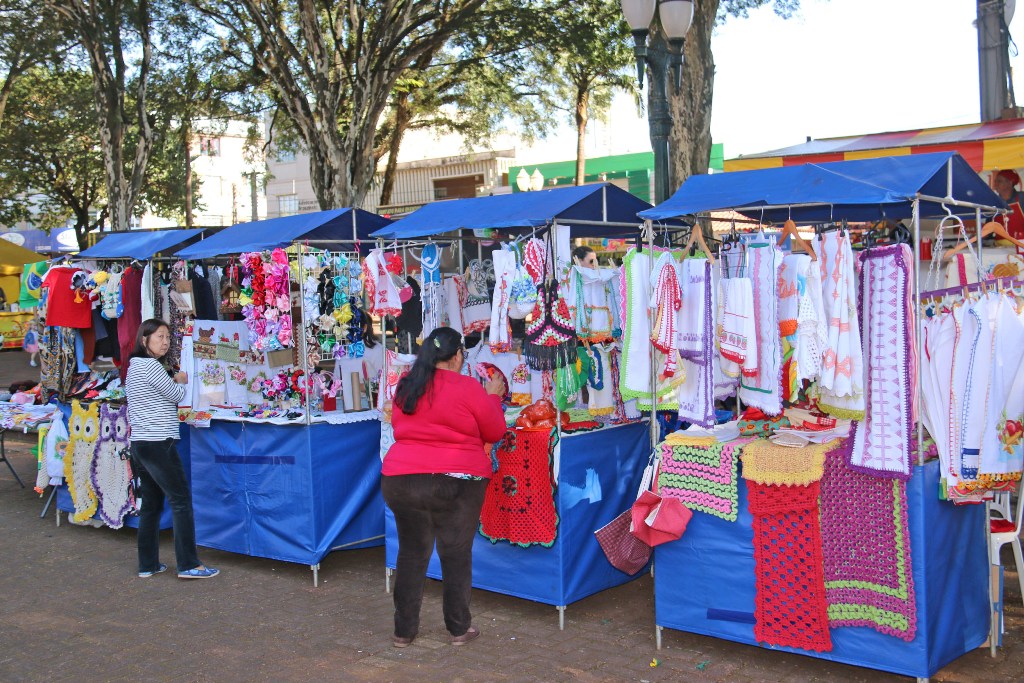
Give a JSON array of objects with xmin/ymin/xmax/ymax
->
[
  {"xmin": 741, "ymin": 438, "xmax": 840, "ymax": 487},
  {"xmin": 480, "ymin": 428, "xmax": 559, "ymax": 547},
  {"xmin": 848, "ymin": 244, "xmax": 914, "ymax": 480},
  {"xmin": 658, "ymin": 436, "xmax": 750, "ymax": 522},
  {"xmin": 748, "ymin": 479, "xmax": 832, "ymax": 652},
  {"xmin": 820, "ymin": 442, "xmax": 917, "ymax": 641}
]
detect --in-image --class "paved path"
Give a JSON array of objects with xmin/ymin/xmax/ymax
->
[{"xmin": 0, "ymin": 347, "xmax": 1021, "ymax": 682}]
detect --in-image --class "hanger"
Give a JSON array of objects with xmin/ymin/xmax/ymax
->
[
  {"xmin": 780, "ymin": 216, "xmax": 817, "ymax": 261},
  {"xmin": 942, "ymin": 218, "xmax": 1024, "ymax": 261},
  {"xmin": 682, "ymin": 223, "xmax": 716, "ymax": 264}
]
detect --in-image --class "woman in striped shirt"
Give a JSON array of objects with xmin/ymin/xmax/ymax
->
[{"xmin": 126, "ymin": 319, "xmax": 219, "ymax": 580}]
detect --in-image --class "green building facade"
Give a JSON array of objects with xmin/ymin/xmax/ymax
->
[{"xmin": 509, "ymin": 144, "xmax": 724, "ymax": 203}]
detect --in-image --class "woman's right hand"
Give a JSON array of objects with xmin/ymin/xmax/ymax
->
[
  {"xmin": 173, "ymin": 371, "xmax": 188, "ymax": 384},
  {"xmin": 484, "ymin": 374, "xmax": 506, "ymax": 397}
]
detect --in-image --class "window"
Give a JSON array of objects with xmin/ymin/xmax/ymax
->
[
  {"xmin": 276, "ymin": 148, "xmax": 296, "ymax": 163},
  {"xmin": 278, "ymin": 195, "xmax": 299, "ymax": 217},
  {"xmin": 198, "ymin": 137, "xmax": 220, "ymax": 157}
]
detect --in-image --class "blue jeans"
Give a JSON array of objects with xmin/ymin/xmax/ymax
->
[
  {"xmin": 382, "ymin": 474, "xmax": 488, "ymax": 639},
  {"xmin": 131, "ymin": 439, "xmax": 201, "ymax": 573}
]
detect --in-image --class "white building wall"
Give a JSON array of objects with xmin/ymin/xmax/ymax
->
[{"xmin": 140, "ymin": 118, "xmax": 267, "ymax": 228}]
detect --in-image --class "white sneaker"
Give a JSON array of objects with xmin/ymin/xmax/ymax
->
[{"xmin": 29, "ymin": 360, "xmax": 37, "ymax": 367}]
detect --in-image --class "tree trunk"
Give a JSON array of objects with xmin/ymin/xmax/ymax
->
[
  {"xmin": 574, "ymin": 87, "xmax": 589, "ymax": 186},
  {"xmin": 379, "ymin": 90, "xmax": 412, "ymax": 207},
  {"xmin": 183, "ymin": 119, "xmax": 194, "ymax": 228},
  {"xmin": 49, "ymin": 0, "xmax": 155, "ymax": 232},
  {"xmin": 664, "ymin": 0, "xmax": 718, "ymax": 185}
]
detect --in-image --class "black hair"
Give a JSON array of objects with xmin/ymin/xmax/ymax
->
[
  {"xmin": 393, "ymin": 326, "xmax": 463, "ymax": 414},
  {"xmin": 572, "ymin": 245, "xmax": 596, "ymax": 263},
  {"xmin": 129, "ymin": 318, "xmax": 173, "ymax": 370},
  {"xmin": 362, "ymin": 314, "xmax": 379, "ymax": 349}
]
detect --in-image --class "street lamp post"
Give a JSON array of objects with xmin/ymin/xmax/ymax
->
[{"xmin": 620, "ymin": 0, "xmax": 695, "ymax": 204}]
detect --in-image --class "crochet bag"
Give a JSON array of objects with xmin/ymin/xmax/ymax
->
[
  {"xmin": 594, "ymin": 509, "xmax": 651, "ymax": 575},
  {"xmin": 524, "ymin": 239, "xmax": 577, "ymax": 371}
]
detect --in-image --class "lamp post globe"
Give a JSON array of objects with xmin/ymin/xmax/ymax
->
[
  {"xmin": 515, "ymin": 168, "xmax": 531, "ymax": 192},
  {"xmin": 620, "ymin": 0, "xmax": 694, "ymax": 204},
  {"xmin": 530, "ymin": 169, "xmax": 545, "ymax": 192}
]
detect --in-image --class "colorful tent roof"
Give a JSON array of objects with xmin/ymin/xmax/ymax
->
[
  {"xmin": 724, "ymin": 118, "xmax": 1024, "ymax": 174},
  {"xmin": 640, "ymin": 152, "xmax": 1004, "ymax": 224}
]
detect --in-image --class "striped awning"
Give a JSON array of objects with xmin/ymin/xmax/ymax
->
[{"xmin": 724, "ymin": 118, "xmax": 1024, "ymax": 174}]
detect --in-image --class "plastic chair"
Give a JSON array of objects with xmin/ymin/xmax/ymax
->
[
  {"xmin": 990, "ymin": 489, "xmax": 1024, "ymax": 608},
  {"xmin": 991, "ymin": 491, "xmax": 1013, "ymax": 522}
]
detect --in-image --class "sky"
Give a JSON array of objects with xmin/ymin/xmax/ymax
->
[{"xmin": 499, "ymin": 0, "xmax": 1024, "ymax": 165}]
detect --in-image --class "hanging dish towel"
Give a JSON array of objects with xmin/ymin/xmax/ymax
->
[
  {"xmin": 488, "ymin": 248, "xmax": 516, "ymax": 353},
  {"xmin": 848, "ymin": 244, "xmax": 914, "ymax": 479},
  {"xmin": 739, "ymin": 238, "xmax": 783, "ymax": 416},
  {"xmin": 675, "ymin": 258, "xmax": 716, "ymax": 428},
  {"xmin": 717, "ymin": 277, "xmax": 757, "ymax": 378},
  {"xmin": 814, "ymin": 231, "xmax": 865, "ymax": 418}
]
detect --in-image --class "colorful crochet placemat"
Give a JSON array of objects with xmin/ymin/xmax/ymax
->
[
  {"xmin": 741, "ymin": 438, "xmax": 840, "ymax": 487},
  {"xmin": 747, "ymin": 479, "xmax": 832, "ymax": 652},
  {"xmin": 480, "ymin": 428, "xmax": 559, "ymax": 548},
  {"xmin": 820, "ymin": 442, "xmax": 917, "ymax": 641},
  {"xmin": 658, "ymin": 438, "xmax": 750, "ymax": 522}
]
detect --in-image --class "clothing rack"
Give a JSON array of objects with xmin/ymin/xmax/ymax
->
[{"xmin": 918, "ymin": 275, "xmax": 1023, "ymax": 301}]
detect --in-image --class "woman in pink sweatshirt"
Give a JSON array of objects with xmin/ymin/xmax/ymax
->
[{"xmin": 382, "ymin": 327, "xmax": 507, "ymax": 649}]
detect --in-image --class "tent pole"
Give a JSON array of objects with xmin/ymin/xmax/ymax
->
[
  {"xmin": 297, "ymin": 244, "xmax": 312, "ymax": 426},
  {"xmin": 645, "ymin": 219, "xmax": 658, "ymax": 452},
  {"xmin": 913, "ymin": 199, "xmax": 923, "ymax": 468},
  {"xmin": 975, "ymin": 207, "xmax": 984, "ymax": 281}
]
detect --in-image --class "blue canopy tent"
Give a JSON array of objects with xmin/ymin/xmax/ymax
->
[
  {"xmin": 371, "ymin": 183, "xmax": 658, "ymax": 239},
  {"xmin": 176, "ymin": 208, "xmax": 391, "ymax": 258},
  {"xmin": 640, "ymin": 151, "xmax": 1004, "ymax": 677},
  {"xmin": 171, "ymin": 208, "xmax": 391, "ymax": 584},
  {"xmin": 76, "ymin": 228, "xmax": 204, "ymax": 259},
  {"xmin": 639, "ymin": 151, "xmax": 1006, "ymax": 224},
  {"xmin": 376, "ymin": 184, "xmax": 664, "ymax": 619}
]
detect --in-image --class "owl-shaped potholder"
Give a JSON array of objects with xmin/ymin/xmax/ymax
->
[
  {"xmin": 90, "ymin": 403, "xmax": 131, "ymax": 529},
  {"xmin": 64, "ymin": 400, "xmax": 100, "ymax": 523}
]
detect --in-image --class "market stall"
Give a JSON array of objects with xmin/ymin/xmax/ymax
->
[
  {"xmin": 374, "ymin": 183, "xmax": 663, "ymax": 623},
  {"xmin": 45, "ymin": 229, "xmax": 206, "ymax": 530},
  {"xmin": 634, "ymin": 152, "xmax": 1015, "ymax": 679},
  {"xmin": 176, "ymin": 208, "xmax": 393, "ymax": 584}
]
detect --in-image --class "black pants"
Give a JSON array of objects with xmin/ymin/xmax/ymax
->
[
  {"xmin": 381, "ymin": 474, "xmax": 488, "ymax": 639},
  {"xmin": 131, "ymin": 439, "xmax": 200, "ymax": 573}
]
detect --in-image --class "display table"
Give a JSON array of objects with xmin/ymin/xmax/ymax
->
[
  {"xmin": 385, "ymin": 420, "xmax": 651, "ymax": 628},
  {"xmin": 188, "ymin": 417, "xmax": 384, "ymax": 585},
  {"xmin": 653, "ymin": 459, "xmax": 988, "ymax": 679}
]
